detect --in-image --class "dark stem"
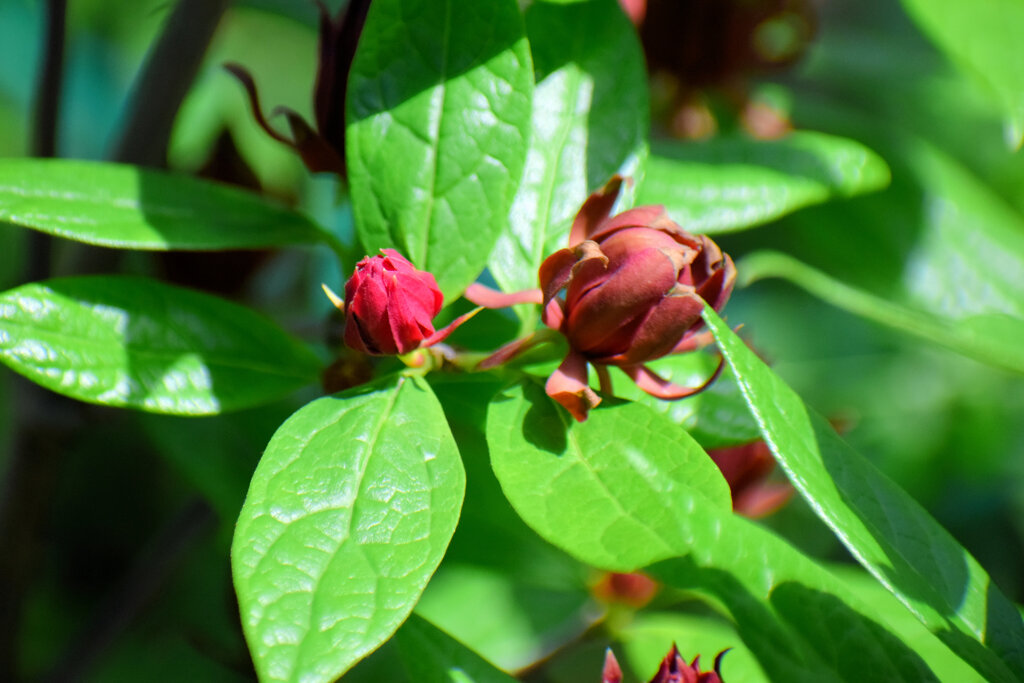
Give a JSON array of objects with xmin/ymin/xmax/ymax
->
[
  {"xmin": 110, "ymin": 0, "xmax": 230, "ymax": 166},
  {"xmin": 44, "ymin": 498, "xmax": 216, "ymax": 682}
]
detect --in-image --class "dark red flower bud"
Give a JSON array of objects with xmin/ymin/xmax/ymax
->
[
  {"xmin": 602, "ymin": 645, "xmax": 729, "ymax": 683},
  {"xmin": 592, "ymin": 571, "xmax": 660, "ymax": 608},
  {"xmin": 541, "ymin": 177, "xmax": 736, "ymax": 420},
  {"xmin": 330, "ymin": 249, "xmax": 474, "ymax": 356}
]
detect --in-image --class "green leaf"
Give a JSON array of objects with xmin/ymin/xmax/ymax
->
[
  {"xmin": 637, "ymin": 132, "xmax": 890, "ymax": 234},
  {"xmin": 0, "ymin": 159, "xmax": 328, "ymax": 250},
  {"xmin": 489, "ymin": 0, "xmax": 649, "ymax": 299},
  {"xmin": 0, "ymin": 276, "xmax": 320, "ymax": 415},
  {"xmin": 609, "ymin": 352, "xmax": 762, "ymax": 450},
  {"xmin": 346, "ymin": 0, "xmax": 533, "ymax": 300},
  {"xmin": 487, "ymin": 378, "xmax": 940, "ymax": 681},
  {"xmin": 396, "ymin": 614, "xmax": 518, "ymax": 683},
  {"xmin": 902, "ymin": 141, "xmax": 1024, "ymax": 320},
  {"xmin": 702, "ymin": 305, "xmax": 1024, "ymax": 682},
  {"xmin": 900, "ymin": 0, "xmax": 1024, "ymax": 147},
  {"xmin": 738, "ymin": 250, "xmax": 1024, "ymax": 375},
  {"xmin": 232, "ymin": 375, "xmax": 465, "ymax": 683},
  {"xmin": 486, "ymin": 379, "xmax": 732, "ymax": 571}
]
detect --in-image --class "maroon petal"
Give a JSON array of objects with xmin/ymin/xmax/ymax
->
[
  {"xmin": 568, "ymin": 176, "xmax": 624, "ymax": 246},
  {"xmin": 566, "ymin": 247, "xmax": 679, "ymax": 356},
  {"xmin": 277, "ymin": 106, "xmax": 347, "ymax": 175},
  {"xmin": 621, "ymin": 357, "xmax": 724, "ymax": 400},
  {"xmin": 464, "ymin": 283, "xmax": 543, "ymax": 308},
  {"xmin": 346, "ymin": 274, "xmax": 397, "ymax": 354},
  {"xmin": 546, "ymin": 351, "xmax": 601, "ymax": 422},
  {"xmin": 598, "ymin": 288, "xmax": 704, "ymax": 365},
  {"xmin": 588, "ymin": 205, "xmax": 673, "ymax": 243},
  {"xmin": 539, "ymin": 241, "xmax": 608, "ymax": 306}
]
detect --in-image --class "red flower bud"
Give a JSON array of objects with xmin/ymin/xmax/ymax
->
[
  {"xmin": 332, "ymin": 249, "xmax": 474, "ymax": 356},
  {"xmin": 708, "ymin": 440, "xmax": 793, "ymax": 518}
]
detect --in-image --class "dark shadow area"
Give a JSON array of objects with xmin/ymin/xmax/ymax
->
[{"xmin": 651, "ymin": 557, "xmax": 940, "ymax": 681}]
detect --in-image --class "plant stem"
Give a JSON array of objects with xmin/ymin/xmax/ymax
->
[{"xmin": 110, "ymin": 0, "xmax": 230, "ymax": 166}]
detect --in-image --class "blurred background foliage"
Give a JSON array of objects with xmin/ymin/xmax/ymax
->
[{"xmin": 0, "ymin": 0, "xmax": 1021, "ymax": 681}]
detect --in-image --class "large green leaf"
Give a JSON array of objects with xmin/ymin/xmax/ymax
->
[
  {"xmin": 396, "ymin": 614, "xmax": 518, "ymax": 683},
  {"xmin": 487, "ymin": 379, "xmax": 939, "ymax": 681},
  {"xmin": 739, "ymin": 250, "xmax": 1024, "ymax": 376},
  {"xmin": 637, "ymin": 132, "xmax": 890, "ymax": 234},
  {"xmin": 487, "ymin": 380, "xmax": 731, "ymax": 570},
  {"xmin": 489, "ymin": 0, "xmax": 648, "ymax": 299},
  {"xmin": 232, "ymin": 375, "xmax": 465, "ymax": 683},
  {"xmin": 0, "ymin": 276, "xmax": 320, "ymax": 415},
  {"xmin": 0, "ymin": 158, "xmax": 327, "ymax": 249},
  {"xmin": 346, "ymin": 0, "xmax": 533, "ymax": 300},
  {"xmin": 702, "ymin": 306, "xmax": 1024, "ymax": 682},
  {"xmin": 900, "ymin": 0, "xmax": 1024, "ymax": 146}
]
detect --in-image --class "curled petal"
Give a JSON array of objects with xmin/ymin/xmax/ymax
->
[
  {"xmin": 621, "ymin": 356, "xmax": 724, "ymax": 400},
  {"xmin": 588, "ymin": 205, "xmax": 673, "ymax": 243},
  {"xmin": 539, "ymin": 241, "xmax": 608, "ymax": 306},
  {"xmin": 540, "ymin": 297, "xmax": 565, "ymax": 330},
  {"xmin": 598, "ymin": 288, "xmax": 704, "ymax": 365},
  {"xmin": 546, "ymin": 351, "xmax": 601, "ymax": 422},
  {"xmin": 277, "ymin": 106, "xmax": 346, "ymax": 174},
  {"xmin": 464, "ymin": 283, "xmax": 543, "ymax": 308},
  {"xmin": 568, "ymin": 175, "xmax": 624, "ymax": 246}
]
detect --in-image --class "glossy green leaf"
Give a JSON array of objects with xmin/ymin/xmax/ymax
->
[
  {"xmin": 232, "ymin": 375, "xmax": 465, "ymax": 683},
  {"xmin": 0, "ymin": 158, "xmax": 328, "ymax": 249},
  {"xmin": 637, "ymin": 132, "xmax": 890, "ymax": 234},
  {"xmin": 609, "ymin": 352, "xmax": 762, "ymax": 450},
  {"xmin": 900, "ymin": 0, "xmax": 1024, "ymax": 147},
  {"xmin": 346, "ymin": 0, "xmax": 533, "ymax": 300},
  {"xmin": 487, "ymin": 379, "xmax": 732, "ymax": 570},
  {"xmin": 702, "ymin": 306, "xmax": 1024, "ymax": 682},
  {"xmin": 902, "ymin": 141, "xmax": 1024, "ymax": 320},
  {"xmin": 487, "ymin": 379, "xmax": 939, "ymax": 681},
  {"xmin": 489, "ymin": 0, "xmax": 648, "ymax": 298},
  {"xmin": 396, "ymin": 613, "xmax": 518, "ymax": 683},
  {"xmin": 0, "ymin": 276, "xmax": 320, "ymax": 415},
  {"xmin": 739, "ymin": 250, "xmax": 1024, "ymax": 375}
]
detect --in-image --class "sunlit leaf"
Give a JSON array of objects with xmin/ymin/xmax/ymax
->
[
  {"xmin": 638, "ymin": 132, "xmax": 890, "ymax": 234},
  {"xmin": 232, "ymin": 375, "xmax": 465, "ymax": 683},
  {"xmin": 346, "ymin": 0, "xmax": 533, "ymax": 300},
  {"xmin": 0, "ymin": 276, "xmax": 320, "ymax": 415},
  {"xmin": 703, "ymin": 305, "xmax": 1024, "ymax": 683},
  {"xmin": 0, "ymin": 159, "xmax": 327, "ymax": 249}
]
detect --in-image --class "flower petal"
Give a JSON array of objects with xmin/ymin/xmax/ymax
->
[
  {"xmin": 546, "ymin": 351, "xmax": 601, "ymax": 422},
  {"xmin": 598, "ymin": 288, "xmax": 704, "ymax": 365},
  {"xmin": 421, "ymin": 307, "xmax": 483, "ymax": 348},
  {"xmin": 569, "ymin": 176, "xmax": 624, "ymax": 246}
]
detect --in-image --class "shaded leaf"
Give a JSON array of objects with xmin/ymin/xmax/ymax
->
[
  {"xmin": 0, "ymin": 159, "xmax": 327, "ymax": 249},
  {"xmin": 703, "ymin": 305, "xmax": 1024, "ymax": 682},
  {"xmin": 396, "ymin": 613, "xmax": 518, "ymax": 683},
  {"xmin": 0, "ymin": 276, "xmax": 320, "ymax": 415},
  {"xmin": 346, "ymin": 0, "xmax": 533, "ymax": 300},
  {"xmin": 738, "ymin": 250, "xmax": 1024, "ymax": 375},
  {"xmin": 232, "ymin": 375, "xmax": 465, "ymax": 683},
  {"xmin": 638, "ymin": 132, "xmax": 890, "ymax": 234},
  {"xmin": 489, "ymin": 0, "xmax": 648, "ymax": 300}
]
